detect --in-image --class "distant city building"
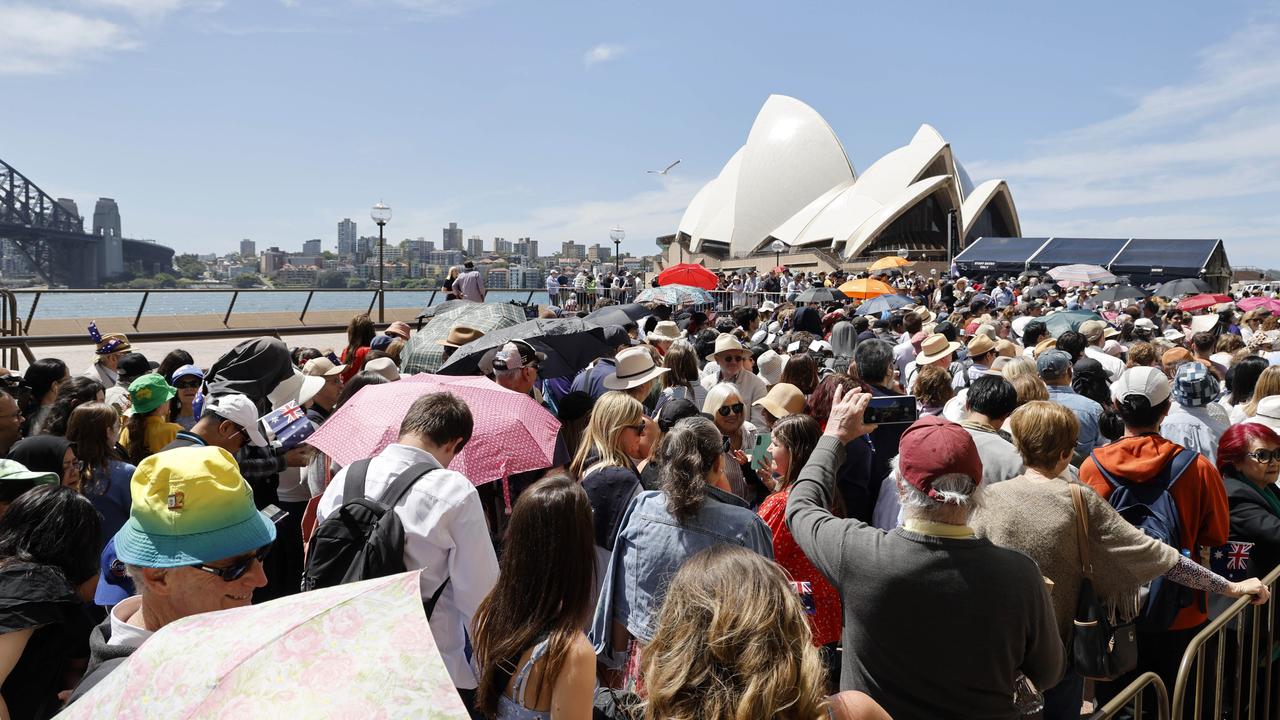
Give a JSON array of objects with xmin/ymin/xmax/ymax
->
[
  {"xmin": 259, "ymin": 247, "xmax": 287, "ymax": 276},
  {"xmin": 92, "ymin": 198, "xmax": 124, "ymax": 278},
  {"xmin": 485, "ymin": 267, "xmax": 509, "ymax": 289},
  {"xmin": 443, "ymin": 222, "xmax": 463, "ymax": 251},
  {"xmin": 513, "ymin": 237, "xmax": 538, "ymax": 261},
  {"xmin": 466, "ymin": 235, "xmax": 484, "ymax": 257},
  {"xmin": 588, "ymin": 244, "xmax": 612, "ymax": 262},
  {"xmin": 355, "ymin": 236, "xmax": 379, "ymax": 264},
  {"xmin": 303, "ymin": 238, "xmax": 321, "ymax": 256},
  {"xmin": 338, "ymin": 218, "xmax": 357, "ymax": 257},
  {"xmin": 428, "ymin": 250, "xmax": 466, "ymax": 267},
  {"xmin": 493, "ymin": 237, "xmax": 512, "ymax": 255},
  {"xmin": 274, "ymin": 264, "xmax": 319, "ymax": 287},
  {"xmin": 404, "ymin": 239, "xmax": 434, "ymax": 264},
  {"xmin": 561, "ymin": 241, "xmax": 586, "ymax": 260},
  {"xmin": 240, "ymin": 239, "xmax": 256, "ymax": 259}
]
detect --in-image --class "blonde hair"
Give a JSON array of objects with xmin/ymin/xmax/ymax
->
[
  {"xmin": 999, "ymin": 356, "xmax": 1038, "ymax": 383},
  {"xmin": 702, "ymin": 382, "xmax": 742, "ymax": 416},
  {"xmin": 1009, "ymin": 374, "xmax": 1049, "ymax": 404},
  {"xmin": 1245, "ymin": 366, "xmax": 1280, "ymax": 418},
  {"xmin": 1009, "ymin": 401, "xmax": 1078, "ymax": 470},
  {"xmin": 569, "ymin": 391, "xmax": 643, "ymax": 478},
  {"xmin": 642, "ymin": 545, "xmax": 829, "ymax": 720}
]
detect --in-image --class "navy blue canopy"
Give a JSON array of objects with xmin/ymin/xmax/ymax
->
[
  {"xmin": 954, "ymin": 237, "xmax": 1050, "ymax": 275},
  {"xmin": 1026, "ymin": 238, "xmax": 1129, "ymax": 271}
]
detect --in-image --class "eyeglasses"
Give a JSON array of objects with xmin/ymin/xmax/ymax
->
[
  {"xmin": 62, "ymin": 460, "xmax": 86, "ymax": 473},
  {"xmin": 1247, "ymin": 449, "xmax": 1280, "ymax": 464},
  {"xmin": 191, "ymin": 544, "xmax": 272, "ymax": 582},
  {"xmin": 717, "ymin": 402, "xmax": 745, "ymax": 417},
  {"xmin": 720, "ymin": 355, "xmax": 746, "ymax": 364}
]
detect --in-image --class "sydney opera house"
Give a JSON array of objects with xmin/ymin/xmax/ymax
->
[{"xmin": 662, "ymin": 94, "xmax": 1020, "ymax": 271}]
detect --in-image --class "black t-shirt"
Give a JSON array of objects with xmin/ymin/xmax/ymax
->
[{"xmin": 0, "ymin": 562, "xmax": 84, "ymax": 720}]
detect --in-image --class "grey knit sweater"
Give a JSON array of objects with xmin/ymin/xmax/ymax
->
[{"xmin": 971, "ymin": 472, "xmax": 1180, "ymax": 645}]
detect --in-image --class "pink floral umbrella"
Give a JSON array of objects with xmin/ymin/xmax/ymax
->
[
  {"xmin": 1237, "ymin": 296, "xmax": 1280, "ymax": 314},
  {"xmin": 306, "ymin": 374, "xmax": 560, "ymax": 485}
]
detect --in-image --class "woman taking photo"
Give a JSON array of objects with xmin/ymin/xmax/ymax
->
[
  {"xmin": 20, "ymin": 358, "xmax": 68, "ymax": 437},
  {"xmin": 472, "ymin": 476, "xmax": 596, "ymax": 720},
  {"xmin": 167, "ymin": 364, "xmax": 205, "ymax": 431},
  {"xmin": 643, "ymin": 545, "xmax": 888, "ymax": 720},
  {"xmin": 0, "ymin": 485, "xmax": 101, "ymax": 720},
  {"xmin": 38, "ymin": 377, "xmax": 105, "ymax": 437},
  {"xmin": 119, "ymin": 373, "xmax": 180, "ymax": 466},
  {"xmin": 972, "ymin": 401, "xmax": 1270, "ymax": 720},
  {"xmin": 570, "ymin": 392, "xmax": 646, "ymax": 564},
  {"xmin": 592, "ymin": 416, "xmax": 773, "ymax": 679},
  {"xmin": 339, "ymin": 313, "xmax": 377, "ymax": 383},
  {"xmin": 8, "ymin": 435, "xmax": 84, "ymax": 492},
  {"xmin": 702, "ymin": 382, "xmax": 762, "ymax": 502},
  {"xmin": 66, "ymin": 401, "xmax": 134, "ymax": 544},
  {"xmin": 755, "ymin": 415, "xmax": 843, "ymax": 687}
]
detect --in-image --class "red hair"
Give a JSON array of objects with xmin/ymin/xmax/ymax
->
[{"xmin": 1217, "ymin": 422, "xmax": 1280, "ymax": 477}]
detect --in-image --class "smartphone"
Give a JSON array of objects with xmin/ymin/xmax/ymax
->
[
  {"xmin": 863, "ymin": 395, "xmax": 919, "ymax": 425},
  {"xmin": 750, "ymin": 432, "xmax": 772, "ymax": 472}
]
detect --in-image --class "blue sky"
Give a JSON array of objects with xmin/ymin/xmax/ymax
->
[{"xmin": 1, "ymin": 1, "xmax": 1276, "ymax": 266}]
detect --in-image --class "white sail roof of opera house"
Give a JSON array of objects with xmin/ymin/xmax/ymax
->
[{"xmin": 676, "ymin": 95, "xmax": 1021, "ymax": 261}]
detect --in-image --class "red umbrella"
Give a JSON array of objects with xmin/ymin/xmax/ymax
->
[
  {"xmin": 771, "ymin": 265, "xmax": 787, "ymax": 274},
  {"xmin": 657, "ymin": 263, "xmax": 718, "ymax": 291},
  {"xmin": 1177, "ymin": 293, "xmax": 1233, "ymax": 312},
  {"xmin": 306, "ymin": 374, "xmax": 560, "ymax": 485}
]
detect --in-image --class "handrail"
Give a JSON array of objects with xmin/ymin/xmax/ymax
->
[
  {"xmin": 1170, "ymin": 562, "xmax": 1280, "ymax": 719},
  {"xmin": 1090, "ymin": 672, "xmax": 1169, "ymax": 719}
]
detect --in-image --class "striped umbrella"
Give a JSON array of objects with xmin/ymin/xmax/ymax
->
[
  {"xmin": 1047, "ymin": 264, "xmax": 1117, "ymax": 287},
  {"xmin": 635, "ymin": 284, "xmax": 716, "ymax": 306},
  {"xmin": 400, "ymin": 301, "xmax": 527, "ymax": 375}
]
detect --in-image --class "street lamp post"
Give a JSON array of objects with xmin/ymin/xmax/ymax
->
[
  {"xmin": 771, "ymin": 239, "xmax": 786, "ymax": 270},
  {"xmin": 610, "ymin": 225, "xmax": 625, "ymax": 277},
  {"xmin": 371, "ymin": 201, "xmax": 392, "ymax": 323}
]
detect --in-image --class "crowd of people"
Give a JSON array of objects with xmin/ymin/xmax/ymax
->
[{"xmin": 4, "ymin": 265, "xmax": 1280, "ymax": 719}]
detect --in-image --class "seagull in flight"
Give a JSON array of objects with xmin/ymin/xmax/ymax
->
[{"xmin": 646, "ymin": 159, "xmax": 681, "ymax": 175}]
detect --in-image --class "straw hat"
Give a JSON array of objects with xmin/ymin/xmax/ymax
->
[
  {"xmin": 437, "ymin": 325, "xmax": 484, "ymax": 348},
  {"xmin": 755, "ymin": 350, "xmax": 786, "ymax": 386},
  {"xmin": 647, "ymin": 321, "xmax": 684, "ymax": 343},
  {"xmin": 966, "ymin": 334, "xmax": 997, "ymax": 357},
  {"xmin": 712, "ymin": 334, "xmax": 747, "ymax": 359},
  {"xmin": 1033, "ymin": 337, "xmax": 1058, "ymax": 358},
  {"xmin": 603, "ymin": 347, "xmax": 669, "ymax": 390},
  {"xmin": 753, "ymin": 383, "xmax": 805, "ymax": 419},
  {"xmin": 917, "ymin": 334, "xmax": 962, "ymax": 365}
]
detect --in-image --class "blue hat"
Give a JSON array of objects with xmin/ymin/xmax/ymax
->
[
  {"xmin": 94, "ymin": 537, "xmax": 136, "ymax": 607},
  {"xmin": 171, "ymin": 364, "xmax": 205, "ymax": 383},
  {"xmin": 1173, "ymin": 362, "xmax": 1220, "ymax": 408},
  {"xmin": 370, "ymin": 335, "xmax": 394, "ymax": 351},
  {"xmin": 1036, "ymin": 350, "xmax": 1073, "ymax": 378}
]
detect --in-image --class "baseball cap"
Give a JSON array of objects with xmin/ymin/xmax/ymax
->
[
  {"xmin": 118, "ymin": 352, "xmax": 159, "ymax": 381},
  {"xmin": 1078, "ymin": 320, "xmax": 1108, "ymax": 342},
  {"xmin": 128, "ymin": 374, "xmax": 177, "ymax": 415},
  {"xmin": 302, "ymin": 357, "xmax": 346, "ymax": 377},
  {"xmin": 1172, "ymin": 361, "xmax": 1220, "ymax": 408},
  {"xmin": 171, "ymin": 364, "xmax": 205, "ymax": 383},
  {"xmin": 1111, "ymin": 366, "xmax": 1172, "ymax": 406},
  {"xmin": 493, "ymin": 339, "xmax": 547, "ymax": 372},
  {"xmin": 1134, "ymin": 318, "xmax": 1158, "ymax": 332},
  {"xmin": 601, "ymin": 325, "xmax": 632, "ymax": 349},
  {"xmin": 1036, "ymin": 350, "xmax": 1072, "ymax": 378},
  {"xmin": 113, "ymin": 446, "xmax": 278, "ymax": 568},
  {"xmin": 94, "ymin": 538, "xmax": 136, "ymax": 606},
  {"xmin": 204, "ymin": 393, "xmax": 268, "ymax": 447},
  {"xmin": 897, "ymin": 416, "xmax": 984, "ymax": 501},
  {"xmin": 0, "ymin": 459, "xmax": 59, "ymax": 504},
  {"xmin": 656, "ymin": 398, "xmax": 701, "ymax": 433},
  {"xmin": 370, "ymin": 335, "xmax": 394, "ymax": 352}
]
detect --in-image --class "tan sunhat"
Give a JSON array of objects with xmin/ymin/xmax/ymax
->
[
  {"xmin": 647, "ymin": 321, "xmax": 684, "ymax": 343},
  {"xmin": 966, "ymin": 334, "xmax": 997, "ymax": 357},
  {"xmin": 603, "ymin": 347, "xmax": 669, "ymax": 390},
  {"xmin": 712, "ymin": 334, "xmax": 747, "ymax": 359},
  {"xmin": 917, "ymin": 334, "xmax": 962, "ymax": 365},
  {"xmin": 994, "ymin": 339, "xmax": 1019, "ymax": 358},
  {"xmin": 1033, "ymin": 337, "xmax": 1059, "ymax": 357},
  {"xmin": 914, "ymin": 306, "xmax": 937, "ymax": 324},
  {"xmin": 753, "ymin": 383, "xmax": 805, "ymax": 419},
  {"xmin": 302, "ymin": 357, "xmax": 346, "ymax": 377},
  {"xmin": 437, "ymin": 325, "xmax": 484, "ymax": 348}
]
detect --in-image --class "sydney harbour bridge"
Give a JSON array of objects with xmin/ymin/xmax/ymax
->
[{"xmin": 0, "ymin": 157, "xmax": 175, "ymax": 287}]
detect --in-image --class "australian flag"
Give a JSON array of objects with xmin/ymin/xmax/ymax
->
[
  {"xmin": 261, "ymin": 401, "xmax": 314, "ymax": 451},
  {"xmin": 1210, "ymin": 541, "xmax": 1255, "ymax": 582}
]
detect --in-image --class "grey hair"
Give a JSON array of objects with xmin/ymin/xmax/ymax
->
[
  {"xmin": 890, "ymin": 455, "xmax": 983, "ymax": 519},
  {"xmin": 656, "ymin": 416, "xmax": 723, "ymax": 523}
]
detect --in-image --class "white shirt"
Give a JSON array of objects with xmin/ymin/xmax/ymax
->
[
  {"xmin": 316, "ymin": 443, "xmax": 498, "ymax": 689},
  {"xmin": 82, "ymin": 362, "xmax": 118, "ymax": 388},
  {"xmin": 892, "ymin": 340, "xmax": 917, "ymax": 380},
  {"xmin": 1161, "ymin": 403, "xmax": 1230, "ymax": 464},
  {"xmin": 1085, "ymin": 345, "xmax": 1125, "ymax": 382},
  {"xmin": 107, "ymin": 596, "xmax": 153, "ymax": 649}
]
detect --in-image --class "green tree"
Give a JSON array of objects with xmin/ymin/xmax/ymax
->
[
  {"xmin": 346, "ymin": 277, "xmax": 369, "ymax": 289},
  {"xmin": 127, "ymin": 277, "xmax": 157, "ymax": 289},
  {"xmin": 316, "ymin": 270, "xmax": 347, "ymax": 288},
  {"xmin": 173, "ymin": 254, "xmax": 207, "ymax": 280},
  {"xmin": 153, "ymin": 273, "xmax": 178, "ymax": 288},
  {"xmin": 233, "ymin": 274, "xmax": 259, "ymax": 288}
]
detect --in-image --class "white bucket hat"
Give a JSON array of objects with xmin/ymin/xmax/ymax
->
[{"xmin": 603, "ymin": 347, "xmax": 668, "ymax": 390}]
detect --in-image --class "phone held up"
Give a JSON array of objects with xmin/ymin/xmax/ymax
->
[{"xmin": 862, "ymin": 394, "xmax": 918, "ymax": 426}]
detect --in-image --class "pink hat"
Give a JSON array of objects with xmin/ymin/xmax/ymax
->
[
  {"xmin": 898, "ymin": 416, "xmax": 984, "ymax": 500},
  {"xmin": 385, "ymin": 321, "xmax": 412, "ymax": 340}
]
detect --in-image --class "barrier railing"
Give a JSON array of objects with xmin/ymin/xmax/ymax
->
[
  {"xmin": 1170, "ymin": 563, "xmax": 1280, "ymax": 719},
  {"xmin": 1090, "ymin": 672, "xmax": 1170, "ymax": 719}
]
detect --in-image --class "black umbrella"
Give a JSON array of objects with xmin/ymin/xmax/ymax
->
[
  {"xmin": 585, "ymin": 303, "xmax": 650, "ymax": 328},
  {"xmin": 1153, "ymin": 278, "xmax": 1211, "ymax": 298},
  {"xmin": 1021, "ymin": 284, "xmax": 1052, "ymax": 300},
  {"xmin": 1092, "ymin": 285, "xmax": 1150, "ymax": 303},
  {"xmin": 795, "ymin": 287, "xmax": 846, "ymax": 304},
  {"xmin": 437, "ymin": 318, "xmax": 613, "ymax": 379}
]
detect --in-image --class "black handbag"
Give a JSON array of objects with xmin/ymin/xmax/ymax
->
[{"xmin": 1070, "ymin": 484, "xmax": 1139, "ymax": 680}]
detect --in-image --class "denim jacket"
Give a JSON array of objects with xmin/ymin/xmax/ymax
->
[{"xmin": 589, "ymin": 487, "xmax": 774, "ymax": 665}]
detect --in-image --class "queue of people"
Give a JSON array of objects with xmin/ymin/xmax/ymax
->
[{"xmin": 1, "ymin": 270, "xmax": 1280, "ymax": 719}]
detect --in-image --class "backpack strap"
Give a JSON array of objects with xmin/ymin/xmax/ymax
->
[
  {"xmin": 1160, "ymin": 448, "xmax": 1198, "ymax": 491},
  {"xmin": 341, "ymin": 459, "xmax": 373, "ymax": 503},
  {"xmin": 376, "ymin": 462, "xmax": 439, "ymax": 508},
  {"xmin": 1088, "ymin": 450, "xmax": 1123, "ymax": 489}
]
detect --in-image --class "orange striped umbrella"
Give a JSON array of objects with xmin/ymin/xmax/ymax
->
[{"xmin": 838, "ymin": 278, "xmax": 896, "ymax": 300}]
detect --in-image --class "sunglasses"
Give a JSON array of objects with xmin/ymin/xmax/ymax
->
[
  {"xmin": 191, "ymin": 544, "xmax": 272, "ymax": 582},
  {"xmin": 175, "ymin": 380, "xmax": 202, "ymax": 389},
  {"xmin": 717, "ymin": 402, "xmax": 745, "ymax": 417},
  {"xmin": 720, "ymin": 355, "xmax": 746, "ymax": 364},
  {"xmin": 1247, "ymin": 449, "xmax": 1280, "ymax": 464}
]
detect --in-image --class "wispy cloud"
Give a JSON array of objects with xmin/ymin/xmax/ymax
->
[
  {"xmin": 0, "ymin": 4, "xmax": 136, "ymax": 75},
  {"xmin": 968, "ymin": 18, "xmax": 1280, "ymax": 265},
  {"xmin": 76, "ymin": 0, "xmax": 224, "ymax": 21},
  {"xmin": 384, "ymin": 0, "xmax": 488, "ymax": 16},
  {"xmin": 583, "ymin": 43, "xmax": 624, "ymax": 68}
]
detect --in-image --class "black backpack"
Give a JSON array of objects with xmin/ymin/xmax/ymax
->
[{"xmin": 302, "ymin": 459, "xmax": 449, "ymax": 613}]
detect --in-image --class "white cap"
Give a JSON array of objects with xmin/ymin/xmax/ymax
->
[
  {"xmin": 1134, "ymin": 318, "xmax": 1158, "ymax": 331},
  {"xmin": 206, "ymin": 393, "xmax": 269, "ymax": 447},
  {"xmin": 1111, "ymin": 366, "xmax": 1172, "ymax": 406},
  {"xmin": 1163, "ymin": 328, "xmax": 1187, "ymax": 342}
]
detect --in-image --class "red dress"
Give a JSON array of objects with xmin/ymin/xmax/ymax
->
[
  {"xmin": 339, "ymin": 346, "xmax": 370, "ymax": 384},
  {"xmin": 757, "ymin": 487, "xmax": 843, "ymax": 646}
]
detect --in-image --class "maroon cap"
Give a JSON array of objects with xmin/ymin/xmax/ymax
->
[{"xmin": 898, "ymin": 416, "xmax": 983, "ymax": 500}]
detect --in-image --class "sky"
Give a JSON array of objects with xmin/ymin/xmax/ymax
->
[{"xmin": 1, "ymin": 1, "xmax": 1277, "ymax": 266}]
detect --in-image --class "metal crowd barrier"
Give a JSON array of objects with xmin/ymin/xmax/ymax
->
[{"xmin": 1090, "ymin": 673, "xmax": 1170, "ymax": 720}]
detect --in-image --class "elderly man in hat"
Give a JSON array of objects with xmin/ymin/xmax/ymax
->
[
  {"xmin": 701, "ymin": 334, "xmax": 768, "ymax": 425},
  {"xmin": 788, "ymin": 390, "xmax": 1062, "ymax": 718},
  {"xmin": 1078, "ymin": 320, "xmax": 1124, "ymax": 381},
  {"xmin": 902, "ymin": 332, "xmax": 961, "ymax": 392},
  {"xmin": 490, "ymin": 340, "xmax": 547, "ymax": 397},
  {"xmin": 71, "ymin": 447, "xmax": 277, "ymax": 699},
  {"xmin": 437, "ymin": 325, "xmax": 485, "ymax": 366},
  {"xmin": 81, "ymin": 323, "xmax": 131, "ymax": 388}
]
